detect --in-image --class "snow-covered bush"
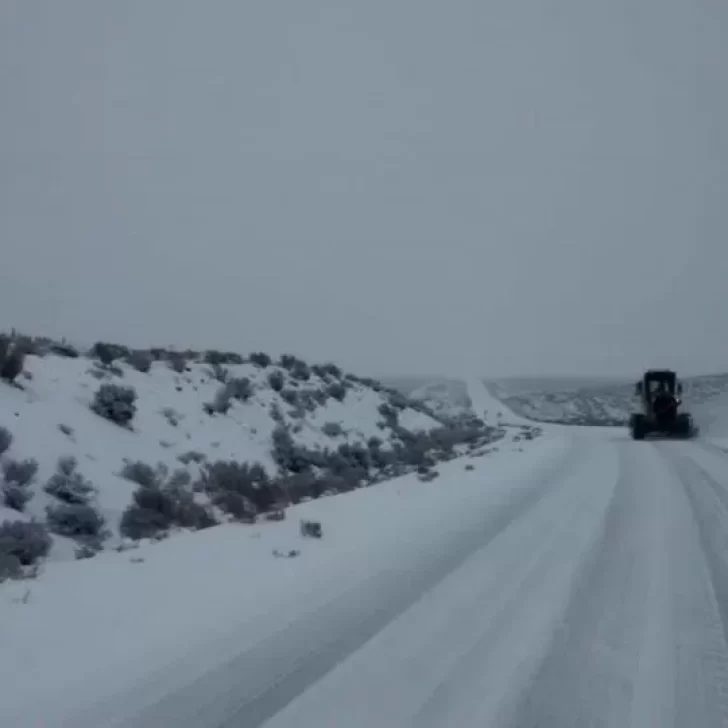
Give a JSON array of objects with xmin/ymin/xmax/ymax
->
[
  {"xmin": 178, "ymin": 450, "xmax": 206, "ymax": 465},
  {"xmin": 319, "ymin": 452, "xmax": 367, "ymax": 489},
  {"xmin": 320, "ymin": 362, "xmax": 342, "ymax": 379},
  {"xmin": 393, "ymin": 428, "xmax": 441, "ymax": 469},
  {"xmin": 0, "ymin": 335, "xmax": 11, "ymax": 363},
  {"xmin": 161, "ymin": 407, "xmax": 181, "ymax": 427},
  {"xmin": 366, "ymin": 438, "xmax": 395, "ymax": 470},
  {"xmin": 326, "ymin": 382, "xmax": 346, "ymax": 402},
  {"xmin": 300, "ymin": 519, "xmax": 322, "ymax": 538},
  {"xmin": 269, "ymin": 402, "xmax": 284, "ymax": 423},
  {"xmin": 378, "ymin": 402, "xmax": 398, "ymax": 426},
  {"xmin": 279, "ymin": 354, "xmax": 303, "ymax": 371},
  {"xmin": 2, "ymin": 458, "xmax": 39, "ymax": 487},
  {"xmin": 91, "ymin": 383, "xmax": 137, "ymax": 426},
  {"xmin": 249, "ymin": 352, "xmax": 271, "ymax": 368},
  {"xmin": 207, "ymin": 376, "xmax": 253, "ymax": 415},
  {"xmin": 319, "ymin": 471, "xmax": 359, "ymax": 494},
  {"xmin": 119, "ymin": 460, "xmax": 162, "ymax": 489},
  {"xmin": 127, "ymin": 349, "xmax": 153, "ymax": 373},
  {"xmin": 167, "ymin": 352, "xmax": 187, "ymax": 373},
  {"xmin": 204, "ymin": 350, "xmax": 243, "ymax": 366},
  {"xmin": 277, "ymin": 471, "xmax": 322, "ymax": 503},
  {"xmin": 268, "ymin": 370, "xmax": 285, "ymax": 392},
  {"xmin": 120, "ymin": 485, "xmax": 216, "ymax": 540},
  {"xmin": 167, "ymin": 468, "xmax": 192, "ymax": 489},
  {"xmin": 0, "ymin": 552, "xmax": 21, "ymax": 582},
  {"xmin": 0, "ymin": 426, "xmax": 12, "ymax": 455},
  {"xmin": 209, "ymin": 491, "xmax": 255, "ymax": 521},
  {"xmin": 2, "ymin": 484, "xmax": 33, "ymax": 512},
  {"xmin": 0, "ymin": 335, "xmax": 27, "ymax": 383},
  {"xmin": 228, "ymin": 376, "xmax": 253, "ymax": 401},
  {"xmin": 170, "ymin": 491, "xmax": 216, "ymax": 530},
  {"xmin": 46, "ymin": 503, "xmax": 106, "ymax": 542},
  {"xmin": 50, "ymin": 341, "xmax": 79, "ymax": 358},
  {"xmin": 209, "ymin": 362, "xmax": 228, "ymax": 384},
  {"xmin": 1, "ymin": 352, "xmax": 25, "ymax": 382},
  {"xmin": 311, "ymin": 388, "xmax": 328, "ymax": 406},
  {"xmin": 387, "ymin": 391, "xmax": 410, "ymax": 410},
  {"xmin": 92, "ymin": 341, "xmax": 130, "ymax": 366},
  {"xmin": 200, "ymin": 460, "xmax": 279, "ymax": 515},
  {"xmin": 296, "ymin": 390, "xmax": 320, "ymax": 413},
  {"xmin": 270, "ymin": 425, "xmax": 323, "ymax": 474},
  {"xmin": 119, "ymin": 487, "xmax": 175, "ymax": 539},
  {"xmin": 322, "ymin": 421, "xmax": 343, "ymax": 437},
  {"xmin": 290, "ymin": 360, "xmax": 311, "ymax": 381},
  {"xmin": 0, "ymin": 519, "xmax": 51, "ymax": 566},
  {"xmin": 311, "ymin": 364, "xmax": 327, "ymax": 379},
  {"xmin": 207, "ymin": 386, "xmax": 232, "ymax": 415},
  {"xmin": 44, "ymin": 457, "xmax": 95, "ymax": 504}
]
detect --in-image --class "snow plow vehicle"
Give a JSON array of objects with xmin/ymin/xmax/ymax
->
[{"xmin": 628, "ymin": 369, "xmax": 695, "ymax": 440}]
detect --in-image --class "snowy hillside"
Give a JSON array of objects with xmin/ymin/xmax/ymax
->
[
  {"xmin": 0, "ymin": 336, "xmax": 510, "ymax": 578},
  {"xmin": 405, "ymin": 379, "xmax": 473, "ymax": 419},
  {"xmin": 0, "ymin": 431, "xmax": 560, "ymax": 727},
  {"xmin": 493, "ymin": 382, "xmax": 632, "ymax": 426},
  {"xmin": 489, "ymin": 373, "xmax": 728, "ymax": 426},
  {"xmin": 402, "ymin": 376, "xmax": 532, "ymax": 428},
  {"xmin": 393, "ymin": 371, "xmax": 728, "ymax": 430}
]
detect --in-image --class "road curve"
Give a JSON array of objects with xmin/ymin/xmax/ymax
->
[{"xmin": 73, "ymin": 434, "xmax": 728, "ymax": 728}]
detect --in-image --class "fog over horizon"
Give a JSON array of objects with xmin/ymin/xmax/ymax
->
[{"xmin": 1, "ymin": 1, "xmax": 726, "ymax": 380}]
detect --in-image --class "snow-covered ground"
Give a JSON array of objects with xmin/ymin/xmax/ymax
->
[
  {"xmin": 0, "ymin": 410, "xmax": 554, "ymax": 727},
  {"xmin": 406, "ymin": 375, "xmax": 534, "ymax": 427},
  {"xmin": 0, "ymin": 347, "xmax": 463, "ymax": 563},
  {"xmin": 6, "ymin": 362, "xmax": 728, "ymax": 726},
  {"xmin": 405, "ymin": 379, "xmax": 473, "ymax": 420},
  {"xmin": 466, "ymin": 376, "xmax": 532, "ymax": 426}
]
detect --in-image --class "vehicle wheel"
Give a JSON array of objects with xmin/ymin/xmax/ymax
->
[
  {"xmin": 630, "ymin": 414, "xmax": 645, "ymax": 440},
  {"xmin": 678, "ymin": 414, "xmax": 693, "ymax": 438}
]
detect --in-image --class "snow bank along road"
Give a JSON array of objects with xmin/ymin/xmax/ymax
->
[{"xmin": 42, "ymin": 430, "xmax": 728, "ymax": 728}]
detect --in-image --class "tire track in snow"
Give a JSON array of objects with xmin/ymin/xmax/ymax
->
[
  {"xmin": 509, "ymin": 442, "xmax": 646, "ymax": 728},
  {"xmin": 511, "ymin": 440, "xmax": 728, "ymax": 728},
  {"xmin": 663, "ymin": 445, "xmax": 728, "ymax": 726},
  {"xmin": 258, "ymin": 439, "xmax": 621, "ymax": 728},
  {"xmin": 411, "ymin": 442, "xmax": 621, "ymax": 728}
]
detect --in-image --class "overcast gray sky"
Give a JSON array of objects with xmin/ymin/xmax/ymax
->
[{"xmin": 1, "ymin": 1, "xmax": 726, "ymax": 378}]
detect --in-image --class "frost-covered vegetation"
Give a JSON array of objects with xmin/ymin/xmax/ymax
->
[{"xmin": 0, "ymin": 332, "xmax": 509, "ymax": 579}]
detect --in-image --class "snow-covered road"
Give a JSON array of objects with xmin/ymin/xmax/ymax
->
[{"xmin": 57, "ymin": 433, "xmax": 728, "ymax": 728}]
